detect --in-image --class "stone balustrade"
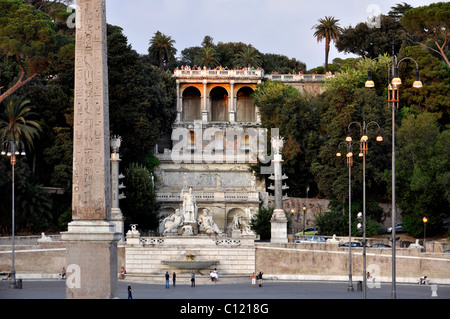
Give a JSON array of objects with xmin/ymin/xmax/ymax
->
[
  {"xmin": 264, "ymin": 73, "xmax": 334, "ymax": 82},
  {"xmin": 156, "ymin": 191, "xmax": 260, "ymax": 203},
  {"xmin": 174, "ymin": 68, "xmax": 264, "ymax": 79}
]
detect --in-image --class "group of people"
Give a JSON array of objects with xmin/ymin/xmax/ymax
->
[
  {"xmin": 252, "ymin": 271, "xmax": 264, "ymax": 287},
  {"xmin": 165, "ymin": 271, "xmax": 179, "ymax": 288},
  {"xmin": 176, "ymin": 65, "xmax": 262, "ymax": 72}
]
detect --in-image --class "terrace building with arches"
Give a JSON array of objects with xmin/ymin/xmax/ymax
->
[{"xmin": 154, "ymin": 68, "xmax": 267, "ymax": 236}]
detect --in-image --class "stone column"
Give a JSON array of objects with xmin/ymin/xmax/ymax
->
[
  {"xmin": 176, "ymin": 80, "xmax": 181, "ymax": 122},
  {"xmin": 229, "ymin": 81, "xmax": 236, "ymax": 122},
  {"xmin": 61, "ymin": 0, "xmax": 120, "ymax": 299},
  {"xmin": 110, "ymin": 136, "xmax": 124, "ymax": 243},
  {"xmin": 270, "ymin": 136, "xmax": 288, "ymax": 243},
  {"xmin": 202, "ymin": 80, "xmax": 208, "ymax": 121}
]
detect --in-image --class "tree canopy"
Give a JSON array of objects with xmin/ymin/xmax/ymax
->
[{"xmin": 401, "ymin": 2, "xmax": 450, "ymax": 68}]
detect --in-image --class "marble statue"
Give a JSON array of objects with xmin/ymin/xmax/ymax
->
[
  {"xmin": 232, "ymin": 214, "xmax": 242, "ymax": 231},
  {"xmin": 182, "ymin": 187, "xmax": 198, "ymax": 222},
  {"xmin": 198, "ymin": 208, "xmax": 222, "ymax": 235},
  {"xmin": 163, "ymin": 209, "xmax": 184, "ymax": 234}
]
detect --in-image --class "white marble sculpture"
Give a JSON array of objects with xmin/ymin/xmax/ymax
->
[
  {"xmin": 163, "ymin": 209, "xmax": 184, "ymax": 234},
  {"xmin": 198, "ymin": 208, "xmax": 222, "ymax": 235},
  {"xmin": 182, "ymin": 187, "xmax": 198, "ymax": 222}
]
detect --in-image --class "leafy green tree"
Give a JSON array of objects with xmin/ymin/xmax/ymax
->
[
  {"xmin": 261, "ymin": 53, "xmax": 306, "ymax": 74},
  {"xmin": 315, "ymin": 211, "xmax": 347, "ymax": 236},
  {"xmin": 16, "ymin": 182, "xmax": 53, "ymax": 233},
  {"xmin": 311, "ymin": 61, "xmax": 391, "ymax": 219},
  {"xmin": 148, "ymin": 31, "xmax": 177, "ymax": 70},
  {"xmin": 312, "ymin": 16, "xmax": 343, "ymax": 72},
  {"xmin": 201, "ymin": 35, "xmax": 214, "ymax": 48},
  {"xmin": 0, "ymin": 0, "xmax": 57, "ymax": 103},
  {"xmin": 388, "ymin": 2, "xmax": 414, "ymax": 20},
  {"xmin": 394, "ymin": 112, "xmax": 450, "ymax": 237},
  {"xmin": 108, "ymin": 25, "xmax": 176, "ymax": 168},
  {"xmin": 250, "ymin": 206, "xmax": 273, "ymax": 240},
  {"xmin": 335, "ymin": 12, "xmax": 412, "ymax": 59},
  {"xmin": 0, "ymin": 156, "xmax": 31, "ymax": 234},
  {"xmin": 401, "ymin": 2, "xmax": 450, "ymax": 68},
  {"xmin": 178, "ymin": 46, "xmax": 202, "ymax": 66},
  {"xmin": 253, "ymin": 80, "xmax": 318, "ymax": 196},
  {"xmin": 396, "ymin": 45, "xmax": 450, "ymax": 128},
  {"xmin": 121, "ymin": 163, "xmax": 159, "ymax": 232}
]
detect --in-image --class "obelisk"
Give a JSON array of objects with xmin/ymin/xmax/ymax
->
[{"xmin": 61, "ymin": 0, "xmax": 120, "ymax": 299}]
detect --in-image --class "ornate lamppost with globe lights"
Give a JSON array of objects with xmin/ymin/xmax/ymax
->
[
  {"xmin": 345, "ymin": 120, "xmax": 383, "ymax": 299},
  {"xmin": 365, "ymin": 51, "xmax": 422, "ymax": 299}
]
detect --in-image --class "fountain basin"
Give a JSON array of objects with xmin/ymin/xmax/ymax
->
[{"xmin": 162, "ymin": 260, "xmax": 219, "ymax": 270}]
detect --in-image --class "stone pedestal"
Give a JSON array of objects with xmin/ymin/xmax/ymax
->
[
  {"xmin": 62, "ymin": 221, "xmax": 120, "ymax": 299},
  {"xmin": 110, "ymin": 208, "xmax": 124, "ymax": 242},
  {"xmin": 232, "ymin": 229, "xmax": 242, "ymax": 238},
  {"xmin": 271, "ymin": 209, "xmax": 288, "ymax": 243},
  {"xmin": 180, "ymin": 221, "xmax": 198, "ymax": 236}
]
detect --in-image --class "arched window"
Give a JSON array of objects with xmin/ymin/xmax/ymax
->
[
  {"xmin": 236, "ymin": 87, "xmax": 255, "ymax": 122},
  {"xmin": 182, "ymin": 87, "xmax": 201, "ymax": 121},
  {"xmin": 210, "ymin": 87, "xmax": 228, "ymax": 122}
]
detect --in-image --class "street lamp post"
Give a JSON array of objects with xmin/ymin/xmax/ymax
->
[
  {"xmin": 423, "ymin": 217, "xmax": 428, "ymax": 252},
  {"xmin": 336, "ymin": 141, "xmax": 359, "ymax": 292},
  {"xmin": 365, "ymin": 53, "xmax": 422, "ymax": 299},
  {"xmin": 1, "ymin": 139, "xmax": 26, "ymax": 289},
  {"xmin": 346, "ymin": 121, "xmax": 383, "ymax": 299},
  {"xmin": 302, "ymin": 205, "xmax": 306, "ymax": 233}
]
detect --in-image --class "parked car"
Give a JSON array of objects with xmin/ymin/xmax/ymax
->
[
  {"xmin": 295, "ymin": 227, "xmax": 318, "ymax": 236},
  {"xmin": 370, "ymin": 244, "xmax": 391, "ymax": 248},
  {"xmin": 295, "ymin": 236, "xmax": 327, "ymax": 243},
  {"xmin": 340, "ymin": 242, "xmax": 363, "ymax": 247},
  {"xmin": 386, "ymin": 222, "xmax": 403, "ymax": 233}
]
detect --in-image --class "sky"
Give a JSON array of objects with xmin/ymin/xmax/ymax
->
[{"xmin": 102, "ymin": 0, "xmax": 438, "ymax": 70}]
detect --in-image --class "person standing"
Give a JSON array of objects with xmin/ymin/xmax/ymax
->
[
  {"xmin": 127, "ymin": 283, "xmax": 133, "ymax": 299},
  {"xmin": 251, "ymin": 272, "xmax": 257, "ymax": 287},
  {"xmin": 165, "ymin": 271, "xmax": 170, "ymax": 288},
  {"xmin": 173, "ymin": 272, "xmax": 177, "ymax": 287},
  {"xmin": 191, "ymin": 271, "xmax": 196, "ymax": 287},
  {"xmin": 257, "ymin": 271, "xmax": 264, "ymax": 287}
]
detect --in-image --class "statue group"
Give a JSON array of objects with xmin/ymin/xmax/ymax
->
[{"xmin": 162, "ymin": 187, "xmax": 222, "ymax": 236}]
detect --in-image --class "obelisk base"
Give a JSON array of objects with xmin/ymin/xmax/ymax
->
[
  {"xmin": 61, "ymin": 221, "xmax": 121, "ymax": 299},
  {"xmin": 110, "ymin": 208, "xmax": 124, "ymax": 242},
  {"xmin": 270, "ymin": 209, "xmax": 288, "ymax": 243}
]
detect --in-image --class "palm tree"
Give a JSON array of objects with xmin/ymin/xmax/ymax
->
[
  {"xmin": 312, "ymin": 16, "xmax": 343, "ymax": 72},
  {"xmin": 234, "ymin": 47, "xmax": 261, "ymax": 68},
  {"xmin": 148, "ymin": 31, "xmax": 177, "ymax": 70},
  {"xmin": 194, "ymin": 47, "xmax": 220, "ymax": 69},
  {"xmin": 0, "ymin": 96, "xmax": 42, "ymax": 150}
]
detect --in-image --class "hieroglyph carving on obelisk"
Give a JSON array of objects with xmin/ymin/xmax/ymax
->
[{"xmin": 72, "ymin": 0, "xmax": 111, "ymax": 221}]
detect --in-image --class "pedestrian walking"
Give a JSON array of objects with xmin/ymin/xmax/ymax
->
[
  {"xmin": 173, "ymin": 272, "xmax": 177, "ymax": 287},
  {"xmin": 165, "ymin": 271, "xmax": 170, "ymax": 288},
  {"xmin": 251, "ymin": 272, "xmax": 257, "ymax": 287},
  {"xmin": 257, "ymin": 271, "xmax": 264, "ymax": 287},
  {"xmin": 127, "ymin": 283, "xmax": 133, "ymax": 299},
  {"xmin": 191, "ymin": 271, "xmax": 196, "ymax": 287}
]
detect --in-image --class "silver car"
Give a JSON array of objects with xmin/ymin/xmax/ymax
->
[{"xmin": 295, "ymin": 236, "xmax": 327, "ymax": 243}]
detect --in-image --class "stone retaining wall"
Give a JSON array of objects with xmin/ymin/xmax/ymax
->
[{"xmin": 0, "ymin": 237, "xmax": 448, "ymax": 284}]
